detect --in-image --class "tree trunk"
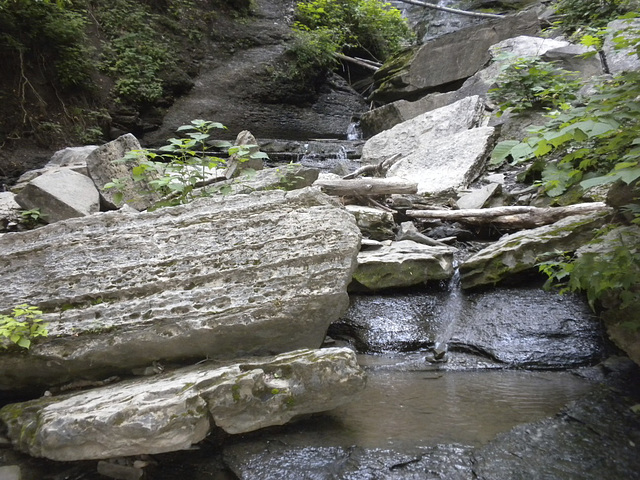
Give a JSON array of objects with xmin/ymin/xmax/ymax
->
[
  {"xmin": 406, "ymin": 202, "xmax": 612, "ymax": 228},
  {"xmin": 315, "ymin": 178, "xmax": 418, "ymax": 196}
]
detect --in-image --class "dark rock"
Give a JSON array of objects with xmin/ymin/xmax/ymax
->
[{"xmin": 473, "ymin": 388, "xmax": 640, "ymax": 480}]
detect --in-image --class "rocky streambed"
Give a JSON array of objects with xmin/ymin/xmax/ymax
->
[{"xmin": 1, "ymin": 3, "xmax": 640, "ymax": 480}]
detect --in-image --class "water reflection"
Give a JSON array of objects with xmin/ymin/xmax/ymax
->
[{"xmin": 274, "ymin": 365, "xmax": 594, "ymax": 449}]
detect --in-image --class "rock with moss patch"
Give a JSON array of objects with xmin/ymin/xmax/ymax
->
[
  {"xmin": 459, "ymin": 212, "xmax": 611, "ymax": 289},
  {"xmin": 0, "ymin": 187, "xmax": 361, "ymax": 394},
  {"xmin": 0, "ymin": 348, "xmax": 366, "ymax": 461},
  {"xmin": 351, "ymin": 240, "xmax": 455, "ymax": 291}
]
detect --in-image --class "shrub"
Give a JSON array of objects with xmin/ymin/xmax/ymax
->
[
  {"xmin": 0, "ymin": 304, "xmax": 48, "ymax": 350},
  {"xmin": 488, "ymin": 56, "xmax": 582, "ymax": 117}
]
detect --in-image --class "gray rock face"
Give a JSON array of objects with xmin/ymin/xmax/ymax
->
[
  {"xmin": 14, "ymin": 168, "xmax": 100, "ymax": 223},
  {"xmin": 457, "ymin": 183, "xmax": 502, "ymax": 210},
  {"xmin": 0, "ymin": 191, "xmax": 20, "ymax": 231},
  {"xmin": 541, "ymin": 44, "xmax": 603, "ymax": 80},
  {"xmin": 459, "ymin": 213, "xmax": 611, "ymax": 289},
  {"xmin": 0, "ymin": 348, "xmax": 366, "ymax": 461},
  {"xmin": 46, "ymin": 145, "xmax": 98, "ymax": 169},
  {"xmin": 370, "ymin": 10, "xmax": 540, "ymax": 103},
  {"xmin": 85, "ymin": 133, "xmax": 161, "ymax": 211},
  {"xmin": 361, "ymin": 96, "xmax": 485, "ymax": 166},
  {"xmin": 0, "ymin": 187, "xmax": 361, "ymax": 393},
  {"xmin": 345, "ymin": 205, "xmax": 396, "ymax": 241},
  {"xmin": 387, "ymin": 126, "xmax": 497, "ymax": 195},
  {"xmin": 603, "ymin": 19, "xmax": 640, "ymax": 74},
  {"xmin": 351, "ymin": 240, "xmax": 455, "ymax": 292}
]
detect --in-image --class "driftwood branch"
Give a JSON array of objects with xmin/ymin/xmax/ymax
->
[
  {"xmin": 343, "ymin": 153, "xmax": 402, "ymax": 180},
  {"xmin": 407, "ymin": 202, "xmax": 612, "ymax": 229},
  {"xmin": 315, "ymin": 177, "xmax": 418, "ymax": 196},
  {"xmin": 334, "ymin": 53, "xmax": 380, "ymax": 71},
  {"xmin": 395, "ymin": 0, "xmax": 503, "ymax": 19}
]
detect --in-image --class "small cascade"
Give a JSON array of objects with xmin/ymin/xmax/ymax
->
[
  {"xmin": 430, "ymin": 265, "xmax": 463, "ymax": 361},
  {"xmin": 346, "ymin": 121, "xmax": 363, "ymax": 141}
]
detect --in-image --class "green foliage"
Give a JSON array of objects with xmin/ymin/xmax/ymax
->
[
  {"xmin": 0, "ymin": 304, "xmax": 48, "ymax": 350},
  {"xmin": 19, "ymin": 208, "xmax": 46, "ymax": 228},
  {"xmin": 539, "ymin": 228, "xmax": 640, "ymax": 329},
  {"xmin": 106, "ymin": 119, "xmax": 269, "ymax": 208},
  {"xmin": 294, "ymin": 0, "xmax": 413, "ymax": 61},
  {"xmin": 488, "ymin": 56, "xmax": 582, "ymax": 117},
  {"xmin": 552, "ymin": 0, "xmax": 633, "ymax": 38},
  {"xmin": 0, "ymin": 0, "xmax": 94, "ymax": 89},
  {"xmin": 289, "ymin": 0, "xmax": 414, "ymax": 80}
]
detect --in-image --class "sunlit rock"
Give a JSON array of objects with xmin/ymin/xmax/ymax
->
[
  {"xmin": 361, "ymin": 96, "xmax": 485, "ymax": 166},
  {"xmin": 387, "ymin": 126, "xmax": 497, "ymax": 195},
  {"xmin": 0, "ymin": 348, "xmax": 366, "ymax": 461},
  {"xmin": 351, "ymin": 240, "xmax": 455, "ymax": 291},
  {"xmin": 14, "ymin": 168, "xmax": 100, "ymax": 223},
  {"xmin": 346, "ymin": 205, "xmax": 396, "ymax": 241}
]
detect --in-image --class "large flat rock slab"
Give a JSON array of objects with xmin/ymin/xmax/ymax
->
[
  {"xmin": 0, "ymin": 348, "xmax": 366, "ymax": 461},
  {"xmin": 0, "ymin": 188, "xmax": 361, "ymax": 393},
  {"xmin": 351, "ymin": 240, "xmax": 456, "ymax": 292}
]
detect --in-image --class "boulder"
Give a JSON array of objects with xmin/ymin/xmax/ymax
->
[
  {"xmin": 14, "ymin": 168, "xmax": 100, "ymax": 223},
  {"xmin": 361, "ymin": 96, "xmax": 485, "ymax": 166},
  {"xmin": 0, "ymin": 191, "xmax": 20, "ymax": 232},
  {"xmin": 362, "ymin": 35, "xmax": 578, "ymax": 136},
  {"xmin": 0, "ymin": 348, "xmax": 366, "ymax": 461},
  {"xmin": 386, "ymin": 126, "xmax": 497, "ymax": 195},
  {"xmin": 370, "ymin": 10, "xmax": 540, "ymax": 103},
  {"xmin": 459, "ymin": 212, "xmax": 611, "ymax": 289},
  {"xmin": 351, "ymin": 240, "xmax": 455, "ymax": 292},
  {"xmin": 602, "ymin": 18, "xmax": 640, "ymax": 74},
  {"xmin": 85, "ymin": 133, "xmax": 162, "ymax": 211},
  {"xmin": 345, "ymin": 205, "xmax": 396, "ymax": 241},
  {"xmin": 457, "ymin": 183, "xmax": 502, "ymax": 210},
  {"xmin": 225, "ymin": 130, "xmax": 264, "ymax": 179},
  {"xmin": 0, "ymin": 187, "xmax": 361, "ymax": 393},
  {"xmin": 449, "ymin": 287, "xmax": 605, "ymax": 367},
  {"xmin": 541, "ymin": 44, "xmax": 603, "ymax": 80},
  {"xmin": 46, "ymin": 145, "xmax": 98, "ymax": 169}
]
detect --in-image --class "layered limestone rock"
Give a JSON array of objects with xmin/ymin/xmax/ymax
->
[
  {"xmin": 386, "ymin": 126, "xmax": 497, "ymax": 195},
  {"xmin": 0, "ymin": 187, "xmax": 361, "ymax": 393},
  {"xmin": 459, "ymin": 212, "xmax": 611, "ymax": 289},
  {"xmin": 351, "ymin": 240, "xmax": 455, "ymax": 291},
  {"xmin": 0, "ymin": 348, "xmax": 366, "ymax": 461}
]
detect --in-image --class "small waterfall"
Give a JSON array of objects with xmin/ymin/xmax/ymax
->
[
  {"xmin": 431, "ymin": 265, "xmax": 463, "ymax": 360},
  {"xmin": 346, "ymin": 121, "xmax": 362, "ymax": 141}
]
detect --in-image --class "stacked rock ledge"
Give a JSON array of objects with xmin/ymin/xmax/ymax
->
[{"xmin": 0, "ymin": 187, "xmax": 361, "ymax": 393}]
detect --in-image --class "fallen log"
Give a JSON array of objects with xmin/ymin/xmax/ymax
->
[
  {"xmin": 334, "ymin": 53, "xmax": 380, "ymax": 71},
  {"xmin": 314, "ymin": 177, "xmax": 418, "ymax": 196},
  {"xmin": 407, "ymin": 202, "xmax": 613, "ymax": 229},
  {"xmin": 395, "ymin": 0, "xmax": 503, "ymax": 19}
]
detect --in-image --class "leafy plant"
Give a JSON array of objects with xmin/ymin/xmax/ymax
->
[
  {"xmin": 488, "ymin": 56, "xmax": 582, "ymax": 117},
  {"xmin": 19, "ymin": 208, "xmax": 46, "ymax": 228},
  {"xmin": 539, "ymin": 228, "xmax": 640, "ymax": 329},
  {"xmin": 106, "ymin": 119, "xmax": 269, "ymax": 208},
  {"xmin": 0, "ymin": 304, "xmax": 48, "ymax": 350},
  {"xmin": 552, "ymin": 0, "xmax": 633, "ymax": 38}
]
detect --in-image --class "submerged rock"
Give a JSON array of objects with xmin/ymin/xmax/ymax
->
[
  {"xmin": 224, "ymin": 443, "xmax": 474, "ymax": 480},
  {"xmin": 0, "ymin": 348, "xmax": 366, "ymax": 462},
  {"xmin": 0, "ymin": 187, "xmax": 361, "ymax": 393},
  {"xmin": 474, "ymin": 387, "xmax": 640, "ymax": 480}
]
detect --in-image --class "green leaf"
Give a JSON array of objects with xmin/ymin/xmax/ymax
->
[
  {"xmin": 490, "ymin": 140, "xmax": 520, "ymax": 165},
  {"xmin": 17, "ymin": 337, "xmax": 31, "ymax": 349}
]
